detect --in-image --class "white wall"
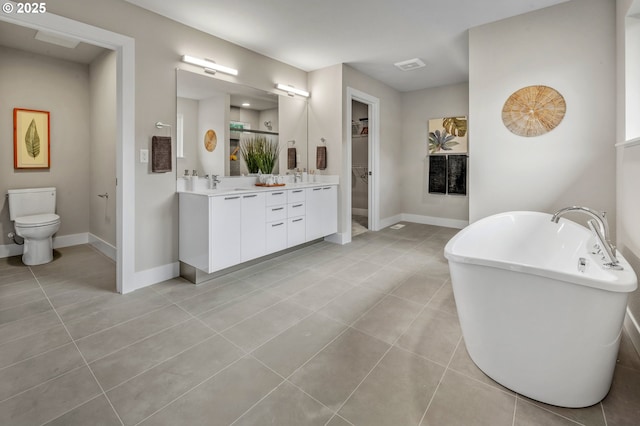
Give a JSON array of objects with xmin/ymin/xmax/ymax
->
[
  {"xmin": 49, "ymin": 0, "xmax": 308, "ymax": 274},
  {"xmin": 469, "ymin": 0, "xmax": 616, "ymax": 230},
  {"xmin": 0, "ymin": 46, "xmax": 91, "ymax": 247},
  {"xmin": 89, "ymin": 50, "xmax": 117, "ymax": 248},
  {"xmin": 617, "ymin": 0, "xmax": 640, "ymax": 351},
  {"xmin": 401, "ymin": 83, "xmax": 469, "ymax": 224}
]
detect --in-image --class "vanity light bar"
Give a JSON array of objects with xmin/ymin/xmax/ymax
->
[
  {"xmin": 276, "ymin": 83, "xmax": 310, "ymax": 98},
  {"xmin": 181, "ymin": 55, "xmax": 238, "ymax": 76}
]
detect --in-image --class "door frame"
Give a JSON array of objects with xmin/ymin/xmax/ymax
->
[
  {"xmin": 345, "ymin": 87, "xmax": 380, "ymax": 240},
  {"xmin": 1, "ymin": 5, "xmax": 136, "ymax": 293}
]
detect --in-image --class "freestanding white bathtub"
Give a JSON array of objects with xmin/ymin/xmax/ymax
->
[{"xmin": 444, "ymin": 211, "xmax": 637, "ymax": 408}]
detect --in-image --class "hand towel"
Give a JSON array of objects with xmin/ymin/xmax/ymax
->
[
  {"xmin": 152, "ymin": 136, "xmax": 172, "ymax": 173},
  {"xmin": 287, "ymin": 147, "xmax": 297, "ymax": 170},
  {"xmin": 316, "ymin": 146, "xmax": 327, "ymax": 170}
]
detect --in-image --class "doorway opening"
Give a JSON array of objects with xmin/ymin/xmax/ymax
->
[
  {"xmin": 1, "ymin": 9, "xmax": 135, "ymax": 293},
  {"xmin": 345, "ymin": 87, "xmax": 380, "ymax": 242},
  {"xmin": 351, "ymin": 99, "xmax": 369, "ymax": 236}
]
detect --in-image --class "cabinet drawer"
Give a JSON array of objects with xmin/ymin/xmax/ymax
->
[
  {"xmin": 266, "ymin": 190, "xmax": 287, "ymax": 206},
  {"xmin": 266, "ymin": 205, "xmax": 287, "ymax": 222},
  {"xmin": 287, "ymin": 202, "xmax": 305, "ymax": 218},
  {"xmin": 288, "ymin": 188, "xmax": 305, "ymax": 203},
  {"xmin": 266, "ymin": 220, "xmax": 287, "ymax": 253}
]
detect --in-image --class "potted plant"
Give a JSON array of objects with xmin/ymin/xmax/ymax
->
[{"xmin": 240, "ymin": 136, "xmax": 280, "ymax": 174}]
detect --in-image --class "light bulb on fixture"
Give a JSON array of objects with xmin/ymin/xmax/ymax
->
[
  {"xmin": 181, "ymin": 55, "xmax": 238, "ymax": 76},
  {"xmin": 276, "ymin": 83, "xmax": 309, "ymax": 98}
]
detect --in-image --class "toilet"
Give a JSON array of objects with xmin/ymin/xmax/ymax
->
[{"xmin": 8, "ymin": 187, "xmax": 61, "ymax": 266}]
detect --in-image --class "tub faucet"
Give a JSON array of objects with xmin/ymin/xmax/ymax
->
[{"xmin": 551, "ymin": 206, "xmax": 621, "ymax": 269}]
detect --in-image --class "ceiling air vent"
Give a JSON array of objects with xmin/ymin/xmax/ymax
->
[{"xmin": 394, "ymin": 58, "xmax": 426, "ymax": 71}]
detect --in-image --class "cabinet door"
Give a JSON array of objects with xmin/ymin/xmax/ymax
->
[
  {"xmin": 266, "ymin": 220, "xmax": 287, "ymax": 253},
  {"xmin": 321, "ymin": 186, "xmax": 338, "ymax": 235},
  {"xmin": 305, "ymin": 187, "xmax": 324, "ymax": 241},
  {"xmin": 241, "ymin": 193, "xmax": 266, "ymax": 262},
  {"xmin": 288, "ymin": 217, "xmax": 306, "ymax": 247},
  {"xmin": 210, "ymin": 195, "xmax": 242, "ymax": 272}
]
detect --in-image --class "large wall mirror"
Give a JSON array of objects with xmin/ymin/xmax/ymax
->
[{"xmin": 176, "ymin": 69, "xmax": 308, "ymax": 178}]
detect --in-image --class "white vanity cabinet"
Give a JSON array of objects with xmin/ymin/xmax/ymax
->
[
  {"xmin": 180, "ymin": 183, "xmax": 337, "ymax": 275},
  {"xmin": 305, "ymin": 185, "xmax": 337, "ymax": 241}
]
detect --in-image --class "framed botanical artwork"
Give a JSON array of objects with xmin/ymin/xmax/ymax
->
[
  {"xmin": 14, "ymin": 108, "xmax": 50, "ymax": 169},
  {"xmin": 428, "ymin": 116, "xmax": 468, "ymax": 155}
]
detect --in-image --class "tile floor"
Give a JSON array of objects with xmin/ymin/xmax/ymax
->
[{"xmin": 0, "ymin": 223, "xmax": 639, "ymax": 425}]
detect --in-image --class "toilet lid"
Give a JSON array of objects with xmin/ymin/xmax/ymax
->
[{"xmin": 15, "ymin": 213, "xmax": 60, "ymax": 227}]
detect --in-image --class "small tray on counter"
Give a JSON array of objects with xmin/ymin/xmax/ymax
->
[{"xmin": 255, "ymin": 183, "xmax": 286, "ymax": 187}]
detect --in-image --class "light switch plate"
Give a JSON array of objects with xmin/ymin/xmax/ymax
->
[{"xmin": 140, "ymin": 149, "xmax": 149, "ymax": 163}]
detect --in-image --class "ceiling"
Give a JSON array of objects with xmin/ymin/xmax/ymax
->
[
  {"xmin": 0, "ymin": 20, "xmax": 106, "ymax": 64},
  {"xmin": 126, "ymin": 0, "xmax": 569, "ymax": 92}
]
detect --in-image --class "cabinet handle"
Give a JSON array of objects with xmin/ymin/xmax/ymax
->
[
  {"xmin": 323, "ymin": 187, "xmax": 331, "ymax": 190},
  {"xmin": 272, "ymin": 222, "xmax": 284, "ymax": 227},
  {"xmin": 243, "ymin": 194, "xmax": 257, "ymax": 198},
  {"xmin": 224, "ymin": 196, "xmax": 240, "ymax": 200},
  {"xmin": 292, "ymin": 190, "xmax": 303, "ymax": 193},
  {"xmin": 272, "ymin": 192, "xmax": 284, "ymax": 195},
  {"xmin": 313, "ymin": 188, "xmax": 322, "ymax": 191},
  {"xmin": 292, "ymin": 218, "xmax": 303, "ymax": 223},
  {"xmin": 272, "ymin": 207, "xmax": 284, "ymax": 211}
]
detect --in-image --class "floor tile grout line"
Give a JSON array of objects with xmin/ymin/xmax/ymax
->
[
  {"xmin": 0, "ymin": 289, "xmax": 49, "ymax": 313},
  {"xmin": 601, "ymin": 401, "xmax": 609, "ymax": 426},
  {"xmin": 132, "ymin": 353, "xmax": 254, "ymax": 426},
  {"xmin": 517, "ymin": 397, "xmax": 587, "ymax": 426},
  {"xmin": 101, "ymin": 333, "xmax": 220, "ymax": 394},
  {"xmin": 0, "ymin": 338, "xmax": 74, "ymax": 373},
  {"xmin": 71, "ymin": 302, "xmax": 182, "ymax": 347},
  {"xmin": 248, "ymin": 354, "xmax": 354, "ymax": 425},
  {"xmin": 37, "ymin": 394, "xmax": 106, "ymax": 426},
  {"xmin": 417, "ymin": 336, "xmax": 464, "ymax": 426},
  {"xmin": 0, "ymin": 363, "xmax": 88, "ymax": 406},
  {"xmin": 322, "ymin": 278, "xmax": 449, "ymax": 426},
  {"xmin": 26, "ymin": 267, "xmax": 126, "ymax": 426},
  {"xmin": 512, "ymin": 394, "xmax": 518, "ymax": 426},
  {"xmin": 81, "ymin": 313, "xmax": 198, "ymax": 366},
  {"xmin": 0, "ymin": 316, "xmax": 63, "ymax": 348},
  {"xmin": 227, "ymin": 378, "xmax": 287, "ymax": 426}
]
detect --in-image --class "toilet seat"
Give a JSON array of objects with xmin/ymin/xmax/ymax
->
[{"xmin": 14, "ymin": 213, "xmax": 60, "ymax": 228}]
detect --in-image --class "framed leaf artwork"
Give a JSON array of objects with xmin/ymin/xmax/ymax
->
[
  {"xmin": 14, "ymin": 108, "xmax": 50, "ymax": 169},
  {"xmin": 428, "ymin": 116, "xmax": 468, "ymax": 155}
]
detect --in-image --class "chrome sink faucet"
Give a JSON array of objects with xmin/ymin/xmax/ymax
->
[
  {"xmin": 294, "ymin": 171, "xmax": 302, "ymax": 183},
  {"xmin": 551, "ymin": 206, "xmax": 621, "ymax": 269},
  {"xmin": 210, "ymin": 174, "xmax": 222, "ymax": 189}
]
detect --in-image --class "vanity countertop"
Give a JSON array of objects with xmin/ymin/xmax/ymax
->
[{"xmin": 179, "ymin": 181, "xmax": 338, "ymax": 197}]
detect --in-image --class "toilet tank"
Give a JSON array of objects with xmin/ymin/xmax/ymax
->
[{"xmin": 7, "ymin": 187, "xmax": 57, "ymax": 220}]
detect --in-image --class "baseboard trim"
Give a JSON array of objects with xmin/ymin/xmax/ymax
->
[
  {"xmin": 351, "ymin": 208, "xmax": 368, "ymax": 216},
  {"xmin": 325, "ymin": 232, "xmax": 349, "ymax": 245},
  {"xmin": 624, "ymin": 308, "xmax": 640, "ymax": 358},
  {"xmin": 88, "ymin": 233, "xmax": 116, "ymax": 261},
  {"xmin": 0, "ymin": 232, "xmax": 90, "ymax": 259},
  {"xmin": 128, "ymin": 262, "xmax": 180, "ymax": 294},
  {"xmin": 379, "ymin": 214, "xmax": 403, "ymax": 230},
  {"xmin": 401, "ymin": 213, "xmax": 468, "ymax": 229}
]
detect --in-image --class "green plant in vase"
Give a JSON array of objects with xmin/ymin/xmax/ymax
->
[{"xmin": 240, "ymin": 136, "xmax": 280, "ymax": 174}]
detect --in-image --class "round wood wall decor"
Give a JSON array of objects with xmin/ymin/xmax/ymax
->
[
  {"xmin": 204, "ymin": 129, "xmax": 217, "ymax": 152},
  {"xmin": 502, "ymin": 85, "xmax": 566, "ymax": 137}
]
